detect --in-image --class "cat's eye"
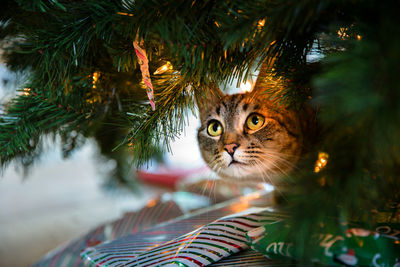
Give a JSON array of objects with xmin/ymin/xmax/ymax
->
[
  {"xmin": 246, "ymin": 113, "xmax": 265, "ymax": 131},
  {"xmin": 207, "ymin": 120, "xmax": 223, "ymax": 136}
]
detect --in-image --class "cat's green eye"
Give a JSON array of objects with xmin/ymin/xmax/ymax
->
[
  {"xmin": 207, "ymin": 120, "xmax": 223, "ymax": 136},
  {"xmin": 246, "ymin": 113, "xmax": 265, "ymax": 131}
]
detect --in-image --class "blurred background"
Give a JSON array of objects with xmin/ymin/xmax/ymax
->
[
  {"xmin": 0, "ymin": 59, "xmax": 201, "ymax": 266},
  {"xmin": 0, "ymin": 60, "xmax": 254, "ymax": 267}
]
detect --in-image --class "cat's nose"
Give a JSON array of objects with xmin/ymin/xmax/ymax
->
[{"xmin": 224, "ymin": 143, "xmax": 239, "ymax": 156}]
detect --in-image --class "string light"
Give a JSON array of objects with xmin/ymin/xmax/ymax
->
[
  {"xmin": 337, "ymin": 27, "xmax": 349, "ymax": 40},
  {"xmin": 153, "ymin": 61, "xmax": 173, "ymax": 75},
  {"xmin": 258, "ymin": 19, "xmax": 266, "ymax": 27},
  {"xmin": 337, "ymin": 27, "xmax": 362, "ymax": 41},
  {"xmin": 239, "ymin": 81, "xmax": 253, "ymax": 93},
  {"xmin": 22, "ymin": 88, "xmax": 31, "ymax": 96},
  {"xmin": 92, "ymin": 72, "xmax": 100, "ymax": 88},
  {"xmin": 314, "ymin": 152, "xmax": 329, "ymax": 173},
  {"xmin": 117, "ymin": 12, "xmax": 134, "ymax": 17}
]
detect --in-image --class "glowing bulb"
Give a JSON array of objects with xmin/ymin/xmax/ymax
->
[
  {"xmin": 258, "ymin": 19, "xmax": 266, "ymax": 27},
  {"xmin": 240, "ymin": 81, "xmax": 253, "ymax": 93},
  {"xmin": 154, "ymin": 61, "xmax": 172, "ymax": 75},
  {"xmin": 314, "ymin": 152, "xmax": 329, "ymax": 173},
  {"xmin": 337, "ymin": 27, "xmax": 349, "ymax": 40},
  {"xmin": 117, "ymin": 12, "xmax": 134, "ymax": 17},
  {"xmin": 146, "ymin": 199, "xmax": 157, "ymax": 208},
  {"xmin": 22, "ymin": 88, "xmax": 31, "ymax": 96},
  {"xmin": 92, "ymin": 72, "xmax": 100, "ymax": 88}
]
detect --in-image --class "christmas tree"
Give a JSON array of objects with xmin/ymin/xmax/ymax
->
[{"xmin": 1, "ymin": 0, "xmax": 399, "ymax": 261}]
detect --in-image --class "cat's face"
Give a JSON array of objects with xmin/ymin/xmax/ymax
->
[{"xmin": 197, "ymin": 88, "xmax": 302, "ymax": 184}]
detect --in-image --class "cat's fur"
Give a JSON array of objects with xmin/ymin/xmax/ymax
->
[{"xmin": 197, "ymin": 72, "xmax": 312, "ymax": 186}]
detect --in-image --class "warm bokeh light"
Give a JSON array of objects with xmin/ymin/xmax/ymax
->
[
  {"xmin": 154, "ymin": 62, "xmax": 173, "ymax": 75},
  {"xmin": 92, "ymin": 72, "xmax": 100, "ymax": 89},
  {"xmin": 146, "ymin": 198, "xmax": 157, "ymax": 208},
  {"xmin": 117, "ymin": 12, "xmax": 134, "ymax": 17},
  {"xmin": 314, "ymin": 152, "xmax": 329, "ymax": 173},
  {"xmin": 239, "ymin": 81, "xmax": 253, "ymax": 93},
  {"xmin": 22, "ymin": 88, "xmax": 31, "ymax": 96},
  {"xmin": 337, "ymin": 27, "xmax": 349, "ymax": 39},
  {"xmin": 230, "ymin": 191, "xmax": 261, "ymax": 213}
]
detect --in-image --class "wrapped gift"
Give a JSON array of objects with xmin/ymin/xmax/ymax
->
[
  {"xmin": 247, "ymin": 220, "xmax": 400, "ymax": 266},
  {"xmin": 80, "ymin": 191, "xmax": 288, "ymax": 266},
  {"xmin": 32, "ymin": 197, "xmax": 184, "ymax": 267}
]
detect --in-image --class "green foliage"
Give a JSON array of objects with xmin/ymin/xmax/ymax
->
[{"xmin": 0, "ymin": 0, "xmax": 399, "ymax": 260}]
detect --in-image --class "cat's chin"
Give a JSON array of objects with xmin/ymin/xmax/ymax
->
[
  {"xmin": 218, "ymin": 174, "xmax": 270, "ymax": 186},
  {"xmin": 213, "ymin": 162, "xmax": 288, "ymax": 186},
  {"xmin": 227, "ymin": 160, "xmax": 244, "ymax": 167}
]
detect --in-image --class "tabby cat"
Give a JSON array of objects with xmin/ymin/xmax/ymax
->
[{"xmin": 197, "ymin": 72, "xmax": 311, "ymax": 186}]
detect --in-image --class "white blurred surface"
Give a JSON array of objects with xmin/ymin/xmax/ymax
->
[
  {"xmin": 0, "ymin": 129, "xmax": 205, "ymax": 267},
  {"xmin": 0, "ymin": 142, "xmax": 165, "ymax": 267}
]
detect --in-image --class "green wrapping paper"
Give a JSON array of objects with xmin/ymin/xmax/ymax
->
[{"xmin": 246, "ymin": 220, "xmax": 400, "ymax": 266}]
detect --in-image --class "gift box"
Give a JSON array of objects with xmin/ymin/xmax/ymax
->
[
  {"xmin": 32, "ymin": 197, "xmax": 184, "ymax": 267},
  {"xmin": 31, "ymin": 172, "xmax": 265, "ymax": 267},
  {"xmin": 80, "ymin": 191, "xmax": 286, "ymax": 266},
  {"xmin": 34, "ymin": 184, "xmax": 399, "ymax": 267}
]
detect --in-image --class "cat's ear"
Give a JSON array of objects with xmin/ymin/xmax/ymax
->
[
  {"xmin": 250, "ymin": 73, "xmax": 282, "ymax": 96},
  {"xmin": 195, "ymin": 83, "xmax": 224, "ymax": 119},
  {"xmin": 250, "ymin": 58, "xmax": 283, "ymax": 97}
]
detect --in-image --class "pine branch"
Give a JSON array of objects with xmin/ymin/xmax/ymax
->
[
  {"xmin": 0, "ymin": 88, "xmax": 88, "ymax": 168},
  {"xmin": 284, "ymin": 1, "xmax": 400, "ymax": 252},
  {"xmin": 123, "ymin": 72, "xmax": 195, "ymax": 166}
]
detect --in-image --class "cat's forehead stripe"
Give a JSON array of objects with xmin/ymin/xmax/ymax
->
[
  {"xmin": 232, "ymin": 94, "xmax": 244, "ymax": 111},
  {"xmin": 221, "ymin": 94, "xmax": 244, "ymax": 112},
  {"xmin": 222, "ymin": 102, "xmax": 228, "ymax": 109}
]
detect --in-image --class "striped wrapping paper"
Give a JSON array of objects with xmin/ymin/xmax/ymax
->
[
  {"xmin": 32, "ymin": 199, "xmax": 183, "ymax": 267},
  {"xmin": 81, "ymin": 192, "xmax": 292, "ymax": 266}
]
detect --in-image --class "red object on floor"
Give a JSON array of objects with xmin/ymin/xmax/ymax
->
[{"xmin": 137, "ymin": 166, "xmax": 207, "ymax": 189}]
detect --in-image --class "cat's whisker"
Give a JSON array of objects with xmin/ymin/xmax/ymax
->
[
  {"xmin": 264, "ymin": 152, "xmax": 301, "ymax": 164},
  {"xmin": 255, "ymin": 156, "xmax": 292, "ymax": 178},
  {"xmin": 210, "ymin": 155, "xmax": 221, "ymax": 164},
  {"xmin": 253, "ymin": 159, "xmax": 289, "ymax": 201},
  {"xmin": 245, "ymin": 153, "xmax": 295, "ymax": 173},
  {"xmin": 210, "ymin": 161, "xmax": 224, "ymax": 173},
  {"xmin": 258, "ymin": 152, "xmax": 298, "ymax": 169},
  {"xmin": 201, "ymin": 179, "xmax": 212, "ymax": 197},
  {"xmin": 207, "ymin": 179, "xmax": 215, "ymax": 203},
  {"xmin": 252, "ymin": 163, "xmax": 272, "ymax": 184},
  {"xmin": 209, "ymin": 155, "xmax": 223, "ymax": 170},
  {"xmin": 253, "ymin": 161, "xmax": 287, "ymax": 201},
  {"xmin": 251, "ymin": 160, "xmax": 289, "ymax": 202},
  {"xmin": 251, "ymin": 161, "xmax": 281, "ymax": 189},
  {"xmin": 254, "ymin": 160, "xmax": 288, "ymax": 202},
  {"xmin": 212, "ymin": 179, "xmax": 217, "ymax": 203}
]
